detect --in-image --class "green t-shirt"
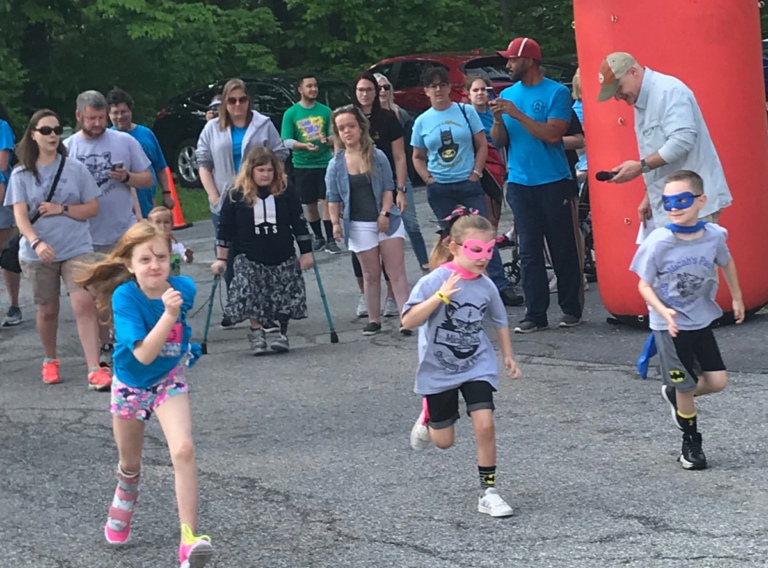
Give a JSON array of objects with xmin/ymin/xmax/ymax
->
[{"xmin": 281, "ymin": 102, "xmax": 333, "ymax": 169}]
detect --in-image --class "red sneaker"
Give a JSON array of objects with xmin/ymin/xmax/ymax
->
[
  {"xmin": 88, "ymin": 366, "xmax": 112, "ymax": 391},
  {"xmin": 42, "ymin": 360, "xmax": 61, "ymax": 384}
]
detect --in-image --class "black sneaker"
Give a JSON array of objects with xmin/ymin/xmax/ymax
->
[
  {"xmin": 2, "ymin": 306, "xmax": 22, "ymax": 327},
  {"xmin": 661, "ymin": 385, "xmax": 683, "ymax": 431},
  {"xmin": 514, "ymin": 320, "xmax": 547, "ymax": 334},
  {"xmin": 262, "ymin": 320, "xmax": 280, "ymax": 333},
  {"xmin": 500, "ymin": 288, "xmax": 524, "ymax": 307},
  {"xmin": 99, "ymin": 343, "xmax": 114, "ymax": 368},
  {"xmin": 680, "ymin": 432, "xmax": 707, "ymax": 470},
  {"xmin": 399, "ymin": 325, "xmax": 413, "ymax": 337},
  {"xmin": 558, "ymin": 314, "xmax": 582, "ymax": 328},
  {"xmin": 363, "ymin": 322, "xmax": 382, "ymax": 336},
  {"xmin": 495, "ymin": 234, "xmax": 516, "ymax": 250},
  {"xmin": 220, "ymin": 315, "xmax": 236, "ymax": 329},
  {"xmin": 312, "ymin": 237, "xmax": 326, "ymax": 252},
  {"xmin": 324, "ymin": 240, "xmax": 342, "ymax": 254}
]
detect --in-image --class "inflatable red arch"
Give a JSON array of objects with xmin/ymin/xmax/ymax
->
[{"xmin": 574, "ymin": 0, "xmax": 768, "ymax": 320}]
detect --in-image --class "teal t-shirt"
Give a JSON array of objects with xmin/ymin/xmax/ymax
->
[
  {"xmin": 501, "ymin": 78, "xmax": 573, "ymax": 186},
  {"xmin": 232, "ymin": 126, "xmax": 247, "ymax": 173},
  {"xmin": 280, "ymin": 102, "xmax": 332, "ymax": 169},
  {"xmin": 410, "ymin": 103, "xmax": 483, "ymax": 184}
]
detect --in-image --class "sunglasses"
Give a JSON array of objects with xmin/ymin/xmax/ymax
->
[
  {"xmin": 227, "ymin": 96, "xmax": 249, "ymax": 105},
  {"xmin": 35, "ymin": 126, "xmax": 64, "ymax": 136},
  {"xmin": 378, "ymin": 84, "xmax": 392, "ymax": 91}
]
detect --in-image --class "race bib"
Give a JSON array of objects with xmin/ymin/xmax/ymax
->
[{"xmin": 160, "ymin": 322, "xmax": 183, "ymax": 357}]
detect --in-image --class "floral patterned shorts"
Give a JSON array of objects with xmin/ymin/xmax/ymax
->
[{"xmin": 110, "ymin": 365, "xmax": 189, "ymax": 422}]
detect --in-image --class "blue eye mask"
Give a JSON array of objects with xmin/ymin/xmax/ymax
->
[{"xmin": 662, "ymin": 191, "xmax": 700, "ymax": 211}]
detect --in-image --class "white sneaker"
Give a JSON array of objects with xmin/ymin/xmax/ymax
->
[
  {"xmin": 383, "ymin": 297, "xmax": 399, "ymax": 318},
  {"xmin": 410, "ymin": 410, "xmax": 431, "ymax": 451},
  {"xmin": 356, "ymin": 294, "xmax": 368, "ymax": 318},
  {"xmin": 477, "ymin": 487, "xmax": 513, "ymax": 517}
]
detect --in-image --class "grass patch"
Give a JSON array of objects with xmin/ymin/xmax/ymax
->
[{"xmin": 151, "ymin": 183, "xmax": 211, "ymax": 224}]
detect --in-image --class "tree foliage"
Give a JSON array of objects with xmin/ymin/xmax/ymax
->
[{"xmin": 0, "ymin": 0, "xmax": 765, "ymax": 130}]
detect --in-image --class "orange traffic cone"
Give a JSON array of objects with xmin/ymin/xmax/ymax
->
[{"xmin": 165, "ymin": 167, "xmax": 192, "ymax": 229}]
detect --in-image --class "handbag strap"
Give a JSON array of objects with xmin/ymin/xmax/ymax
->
[
  {"xmin": 29, "ymin": 155, "xmax": 66, "ymax": 225},
  {"xmin": 456, "ymin": 103, "xmax": 477, "ymax": 156}
]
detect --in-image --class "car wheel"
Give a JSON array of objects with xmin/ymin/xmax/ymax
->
[{"xmin": 175, "ymin": 138, "xmax": 202, "ymax": 188}]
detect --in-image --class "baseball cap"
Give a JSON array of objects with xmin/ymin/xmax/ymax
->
[
  {"xmin": 597, "ymin": 52, "xmax": 637, "ymax": 102},
  {"xmin": 498, "ymin": 37, "xmax": 542, "ymax": 61}
]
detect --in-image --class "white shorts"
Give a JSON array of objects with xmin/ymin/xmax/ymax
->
[{"xmin": 348, "ymin": 220, "xmax": 406, "ymax": 253}]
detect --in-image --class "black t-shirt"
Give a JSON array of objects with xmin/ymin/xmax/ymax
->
[
  {"xmin": 565, "ymin": 110, "xmax": 584, "ymax": 180},
  {"xmin": 365, "ymin": 108, "xmax": 404, "ymax": 181}
]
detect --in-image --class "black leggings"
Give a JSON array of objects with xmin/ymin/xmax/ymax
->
[{"xmin": 351, "ymin": 253, "xmax": 389, "ymax": 281}]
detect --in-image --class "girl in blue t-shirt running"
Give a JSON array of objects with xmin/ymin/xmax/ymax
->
[
  {"xmin": 401, "ymin": 209, "xmax": 521, "ymax": 518},
  {"xmin": 77, "ymin": 221, "xmax": 213, "ymax": 568}
]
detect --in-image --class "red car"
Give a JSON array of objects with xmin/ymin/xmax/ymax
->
[{"xmin": 370, "ymin": 51, "xmax": 577, "ymax": 114}]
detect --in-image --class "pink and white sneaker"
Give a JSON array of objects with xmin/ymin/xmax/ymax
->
[
  {"xmin": 179, "ymin": 523, "xmax": 213, "ymax": 568},
  {"xmin": 409, "ymin": 397, "xmax": 431, "ymax": 451},
  {"xmin": 104, "ymin": 467, "xmax": 140, "ymax": 544}
]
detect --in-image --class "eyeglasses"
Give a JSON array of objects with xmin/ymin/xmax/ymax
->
[
  {"xmin": 35, "ymin": 126, "xmax": 64, "ymax": 136},
  {"xmin": 356, "ymin": 87, "xmax": 375, "ymax": 94},
  {"xmin": 227, "ymin": 96, "xmax": 249, "ymax": 105},
  {"xmin": 378, "ymin": 84, "xmax": 392, "ymax": 92},
  {"xmin": 427, "ymin": 82, "xmax": 450, "ymax": 90}
]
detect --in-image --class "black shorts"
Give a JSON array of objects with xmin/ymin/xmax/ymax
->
[
  {"xmin": 653, "ymin": 327, "xmax": 726, "ymax": 392},
  {"xmin": 426, "ymin": 380, "xmax": 496, "ymax": 430},
  {"xmin": 294, "ymin": 167, "xmax": 328, "ymax": 204}
]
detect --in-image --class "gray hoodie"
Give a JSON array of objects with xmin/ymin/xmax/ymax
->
[{"xmin": 196, "ymin": 112, "xmax": 289, "ymax": 213}]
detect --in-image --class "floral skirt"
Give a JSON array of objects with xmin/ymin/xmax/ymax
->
[{"xmin": 224, "ymin": 254, "xmax": 308, "ymax": 324}]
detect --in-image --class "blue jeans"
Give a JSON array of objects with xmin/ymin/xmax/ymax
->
[
  {"xmin": 426, "ymin": 179, "xmax": 509, "ymax": 292},
  {"xmin": 401, "ymin": 180, "xmax": 429, "ymax": 267},
  {"xmin": 507, "ymin": 179, "xmax": 583, "ymax": 326}
]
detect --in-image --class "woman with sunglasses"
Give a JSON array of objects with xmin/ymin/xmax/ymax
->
[
  {"xmin": 0, "ymin": 104, "xmax": 22, "ymax": 327},
  {"xmin": 375, "ymin": 72, "xmax": 430, "ymax": 272},
  {"xmin": 411, "ymin": 66, "xmax": 522, "ymax": 307},
  {"xmin": 4, "ymin": 109, "xmax": 105, "ymax": 387},
  {"xmin": 196, "ymin": 78, "xmax": 288, "ymax": 328},
  {"xmin": 326, "ymin": 105, "xmax": 409, "ymax": 335}
]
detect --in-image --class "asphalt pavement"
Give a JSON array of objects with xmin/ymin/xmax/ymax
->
[{"xmin": 2, "ymin": 187, "xmax": 768, "ymax": 567}]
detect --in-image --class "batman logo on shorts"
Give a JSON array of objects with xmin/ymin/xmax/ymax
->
[{"xmin": 669, "ymin": 369, "xmax": 686, "ymax": 383}]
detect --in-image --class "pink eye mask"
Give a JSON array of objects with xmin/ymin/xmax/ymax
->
[{"xmin": 461, "ymin": 238, "xmax": 496, "ymax": 260}]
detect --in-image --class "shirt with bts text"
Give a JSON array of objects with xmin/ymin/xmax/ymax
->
[
  {"xmin": 65, "ymin": 129, "xmax": 151, "ymax": 246},
  {"xmin": 630, "ymin": 224, "xmax": 731, "ymax": 331},
  {"xmin": 113, "ymin": 276, "xmax": 196, "ymax": 389},
  {"xmin": 403, "ymin": 266, "xmax": 508, "ymax": 395},
  {"xmin": 500, "ymin": 77, "xmax": 573, "ymax": 186}
]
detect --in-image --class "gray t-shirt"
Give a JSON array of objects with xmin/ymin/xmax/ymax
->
[
  {"xmin": 630, "ymin": 224, "xmax": 731, "ymax": 331},
  {"xmin": 403, "ymin": 265, "xmax": 509, "ymax": 395},
  {"xmin": 4, "ymin": 156, "xmax": 101, "ymax": 262},
  {"xmin": 64, "ymin": 129, "xmax": 151, "ymax": 246}
]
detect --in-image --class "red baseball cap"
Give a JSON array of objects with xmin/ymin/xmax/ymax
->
[{"xmin": 498, "ymin": 37, "xmax": 542, "ymax": 61}]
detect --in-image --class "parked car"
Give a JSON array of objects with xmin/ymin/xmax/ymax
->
[
  {"xmin": 369, "ymin": 51, "xmax": 578, "ymax": 114},
  {"xmin": 153, "ymin": 76, "xmax": 352, "ymax": 188}
]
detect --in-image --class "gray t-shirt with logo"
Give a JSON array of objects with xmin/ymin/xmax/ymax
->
[
  {"xmin": 403, "ymin": 266, "xmax": 509, "ymax": 395},
  {"xmin": 64, "ymin": 129, "xmax": 151, "ymax": 246},
  {"xmin": 4, "ymin": 156, "xmax": 101, "ymax": 262},
  {"xmin": 630, "ymin": 224, "xmax": 732, "ymax": 331}
]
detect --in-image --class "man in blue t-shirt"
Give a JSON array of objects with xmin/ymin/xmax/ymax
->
[
  {"xmin": 0, "ymin": 115, "xmax": 22, "ymax": 326},
  {"xmin": 107, "ymin": 88, "xmax": 174, "ymax": 218},
  {"xmin": 490, "ymin": 37, "xmax": 584, "ymax": 333}
]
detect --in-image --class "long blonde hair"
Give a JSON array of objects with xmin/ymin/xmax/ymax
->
[
  {"xmin": 373, "ymin": 73, "xmax": 401, "ymax": 115},
  {"xmin": 429, "ymin": 214, "xmax": 494, "ymax": 270},
  {"xmin": 231, "ymin": 146, "xmax": 286, "ymax": 206},
  {"xmin": 572, "ymin": 68, "xmax": 582, "ymax": 101},
  {"xmin": 218, "ymin": 78, "xmax": 253, "ymax": 131},
  {"xmin": 76, "ymin": 221, "xmax": 172, "ymax": 320},
  {"xmin": 331, "ymin": 105, "xmax": 376, "ymax": 175}
]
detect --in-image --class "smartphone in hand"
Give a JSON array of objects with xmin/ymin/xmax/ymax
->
[
  {"xmin": 111, "ymin": 161, "xmax": 124, "ymax": 171},
  {"xmin": 485, "ymin": 87, "xmax": 496, "ymax": 101}
]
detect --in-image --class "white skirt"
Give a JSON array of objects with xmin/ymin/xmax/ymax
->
[{"xmin": 348, "ymin": 220, "xmax": 406, "ymax": 253}]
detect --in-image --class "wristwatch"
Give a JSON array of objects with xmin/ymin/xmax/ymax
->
[
  {"xmin": 380, "ymin": 211, "xmax": 391, "ymax": 218},
  {"xmin": 396, "ymin": 186, "xmax": 407, "ymax": 193},
  {"xmin": 472, "ymin": 168, "xmax": 483, "ymax": 178},
  {"xmin": 640, "ymin": 159, "xmax": 651, "ymax": 174},
  {"xmin": 62, "ymin": 204, "xmax": 69, "ymax": 215}
]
